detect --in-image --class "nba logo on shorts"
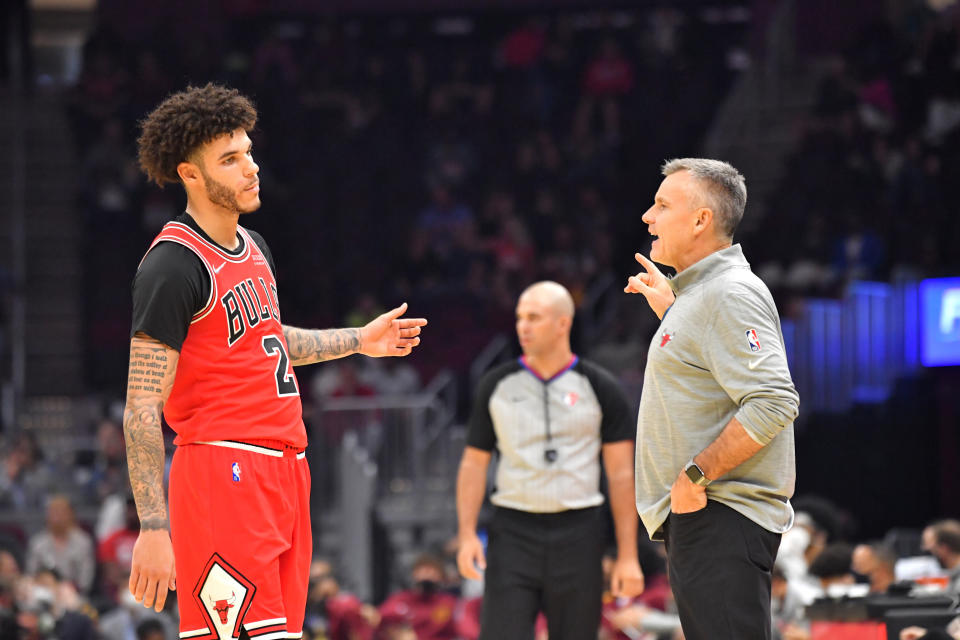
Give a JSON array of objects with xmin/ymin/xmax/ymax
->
[
  {"xmin": 745, "ymin": 329, "xmax": 761, "ymax": 352},
  {"xmin": 231, "ymin": 462, "xmax": 241, "ymax": 482}
]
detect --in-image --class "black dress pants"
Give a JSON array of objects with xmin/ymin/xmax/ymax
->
[
  {"xmin": 479, "ymin": 505, "xmax": 603, "ymax": 640},
  {"xmin": 664, "ymin": 500, "xmax": 781, "ymax": 640}
]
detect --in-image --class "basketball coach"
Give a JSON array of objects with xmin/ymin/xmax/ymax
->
[{"xmin": 625, "ymin": 158, "xmax": 799, "ymax": 640}]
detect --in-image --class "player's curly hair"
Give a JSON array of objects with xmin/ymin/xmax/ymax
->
[{"xmin": 137, "ymin": 83, "xmax": 258, "ymax": 186}]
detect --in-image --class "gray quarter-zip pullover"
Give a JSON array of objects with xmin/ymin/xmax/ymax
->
[{"xmin": 635, "ymin": 244, "xmax": 799, "ymax": 540}]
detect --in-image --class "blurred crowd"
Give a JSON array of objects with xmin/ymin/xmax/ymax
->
[
  {"xmin": 1, "ymin": 2, "xmax": 959, "ymax": 639},
  {"xmin": 69, "ymin": 6, "xmax": 741, "ymax": 392},
  {"xmin": 3, "ymin": 454, "xmax": 960, "ymax": 640},
  {"xmin": 745, "ymin": 3, "xmax": 960, "ymax": 308},
  {"xmin": 248, "ymin": 504, "xmax": 960, "ymax": 640},
  {"xmin": 66, "ymin": 3, "xmax": 960, "ymax": 404}
]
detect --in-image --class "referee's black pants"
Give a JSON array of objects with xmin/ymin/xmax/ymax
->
[
  {"xmin": 479, "ymin": 505, "xmax": 603, "ymax": 640},
  {"xmin": 664, "ymin": 500, "xmax": 781, "ymax": 640}
]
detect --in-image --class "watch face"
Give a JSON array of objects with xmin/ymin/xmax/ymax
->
[{"xmin": 685, "ymin": 463, "xmax": 707, "ymax": 485}]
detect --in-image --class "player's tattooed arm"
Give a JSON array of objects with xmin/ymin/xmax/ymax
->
[
  {"xmin": 282, "ymin": 326, "xmax": 361, "ymax": 366},
  {"xmin": 283, "ymin": 303, "xmax": 426, "ymax": 365},
  {"xmin": 123, "ymin": 334, "xmax": 179, "ymax": 531}
]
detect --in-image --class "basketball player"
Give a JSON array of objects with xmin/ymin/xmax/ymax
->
[{"xmin": 124, "ymin": 84, "xmax": 427, "ymax": 640}]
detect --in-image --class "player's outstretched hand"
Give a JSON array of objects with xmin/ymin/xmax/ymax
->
[
  {"xmin": 624, "ymin": 252, "xmax": 675, "ymax": 319},
  {"xmin": 129, "ymin": 529, "xmax": 176, "ymax": 612},
  {"xmin": 359, "ymin": 302, "xmax": 427, "ymax": 357},
  {"xmin": 456, "ymin": 533, "xmax": 487, "ymax": 581}
]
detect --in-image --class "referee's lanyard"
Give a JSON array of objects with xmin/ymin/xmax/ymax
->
[{"xmin": 542, "ymin": 383, "xmax": 557, "ymax": 463}]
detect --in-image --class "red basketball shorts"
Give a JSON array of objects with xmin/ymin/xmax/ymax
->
[{"xmin": 169, "ymin": 439, "xmax": 311, "ymax": 640}]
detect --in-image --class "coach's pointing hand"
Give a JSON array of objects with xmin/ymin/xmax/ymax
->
[
  {"xmin": 130, "ymin": 529, "xmax": 176, "ymax": 612},
  {"xmin": 624, "ymin": 253, "xmax": 675, "ymax": 320},
  {"xmin": 359, "ymin": 302, "xmax": 427, "ymax": 357}
]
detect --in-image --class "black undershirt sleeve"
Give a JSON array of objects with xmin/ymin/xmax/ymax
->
[
  {"xmin": 465, "ymin": 367, "xmax": 506, "ymax": 452},
  {"xmin": 130, "ymin": 242, "xmax": 206, "ymax": 352},
  {"xmin": 581, "ymin": 360, "xmax": 636, "ymax": 443},
  {"xmin": 130, "ymin": 215, "xmax": 280, "ymax": 352}
]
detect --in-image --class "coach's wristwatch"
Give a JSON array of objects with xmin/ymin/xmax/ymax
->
[{"xmin": 684, "ymin": 460, "xmax": 712, "ymax": 487}]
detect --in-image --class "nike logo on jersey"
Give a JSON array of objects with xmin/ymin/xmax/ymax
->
[
  {"xmin": 213, "ymin": 262, "xmax": 226, "ymax": 273},
  {"xmin": 747, "ymin": 355, "xmax": 772, "ymax": 370}
]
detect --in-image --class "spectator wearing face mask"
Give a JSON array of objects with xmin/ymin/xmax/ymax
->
[
  {"xmin": 304, "ymin": 568, "xmax": 377, "ymax": 640},
  {"xmin": 377, "ymin": 554, "xmax": 459, "ymax": 640},
  {"xmin": 18, "ymin": 567, "xmax": 97, "ymax": 640}
]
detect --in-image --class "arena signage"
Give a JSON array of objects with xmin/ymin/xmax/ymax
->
[{"xmin": 921, "ymin": 277, "xmax": 960, "ymax": 367}]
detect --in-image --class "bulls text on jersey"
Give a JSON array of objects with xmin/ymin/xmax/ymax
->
[{"xmin": 221, "ymin": 277, "xmax": 282, "ymax": 346}]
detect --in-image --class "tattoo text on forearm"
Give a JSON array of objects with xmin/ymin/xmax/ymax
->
[
  {"xmin": 282, "ymin": 326, "xmax": 360, "ymax": 365},
  {"xmin": 124, "ymin": 343, "xmax": 175, "ymax": 530}
]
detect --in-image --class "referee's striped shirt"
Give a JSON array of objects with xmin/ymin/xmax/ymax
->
[{"xmin": 467, "ymin": 356, "xmax": 635, "ymax": 513}]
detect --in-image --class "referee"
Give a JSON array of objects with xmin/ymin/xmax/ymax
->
[{"xmin": 456, "ymin": 281, "xmax": 644, "ymax": 640}]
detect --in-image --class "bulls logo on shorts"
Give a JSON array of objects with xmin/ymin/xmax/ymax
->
[{"xmin": 190, "ymin": 554, "xmax": 256, "ymax": 639}]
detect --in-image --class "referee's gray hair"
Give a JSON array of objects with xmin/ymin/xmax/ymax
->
[{"xmin": 662, "ymin": 158, "xmax": 747, "ymax": 239}]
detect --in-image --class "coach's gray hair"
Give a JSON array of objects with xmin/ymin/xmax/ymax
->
[{"xmin": 662, "ymin": 158, "xmax": 747, "ymax": 239}]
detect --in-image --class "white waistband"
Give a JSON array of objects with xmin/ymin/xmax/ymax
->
[{"xmin": 195, "ymin": 440, "xmax": 306, "ymax": 460}]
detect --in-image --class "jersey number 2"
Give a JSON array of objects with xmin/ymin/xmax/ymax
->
[{"xmin": 262, "ymin": 335, "xmax": 299, "ymax": 397}]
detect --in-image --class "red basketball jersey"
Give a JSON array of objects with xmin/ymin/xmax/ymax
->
[{"xmin": 141, "ymin": 221, "xmax": 307, "ymax": 448}]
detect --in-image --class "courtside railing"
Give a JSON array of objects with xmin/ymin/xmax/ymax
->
[
  {"xmin": 308, "ymin": 369, "xmax": 458, "ymax": 514},
  {"xmin": 308, "ymin": 370, "xmax": 459, "ymax": 599}
]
